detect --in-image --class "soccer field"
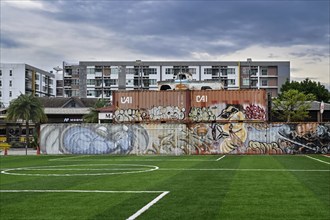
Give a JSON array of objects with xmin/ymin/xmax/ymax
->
[{"xmin": 0, "ymin": 155, "xmax": 329, "ymax": 220}]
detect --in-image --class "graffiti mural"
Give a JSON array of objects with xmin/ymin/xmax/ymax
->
[
  {"xmin": 40, "ymin": 124, "xmax": 149, "ymax": 154},
  {"xmin": 114, "ymin": 106, "xmax": 186, "ymax": 122},
  {"xmin": 40, "ymin": 123, "xmax": 330, "ymax": 155}
]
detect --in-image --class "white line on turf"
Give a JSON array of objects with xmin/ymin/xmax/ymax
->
[
  {"xmin": 0, "ymin": 189, "xmax": 170, "ymax": 220},
  {"xmin": 305, "ymin": 155, "xmax": 330, "ymax": 165},
  {"xmin": 0, "ymin": 190, "xmax": 168, "ymax": 193},
  {"xmin": 1, "ymin": 164, "xmax": 159, "ymax": 176},
  {"xmin": 126, "ymin": 191, "xmax": 169, "ymax": 220},
  {"xmin": 159, "ymin": 168, "xmax": 329, "ymax": 172},
  {"xmin": 323, "ymin": 155, "xmax": 330, "ymax": 158},
  {"xmin": 216, "ymin": 155, "xmax": 226, "ymax": 161}
]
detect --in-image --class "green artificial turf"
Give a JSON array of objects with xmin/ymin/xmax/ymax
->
[{"xmin": 0, "ymin": 155, "xmax": 329, "ymax": 220}]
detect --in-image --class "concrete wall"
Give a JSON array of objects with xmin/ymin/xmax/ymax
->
[{"xmin": 40, "ymin": 122, "xmax": 330, "ymax": 155}]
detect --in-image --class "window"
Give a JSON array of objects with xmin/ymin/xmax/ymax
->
[
  {"xmin": 9, "ymin": 80, "xmax": 12, "ymax": 87},
  {"xmin": 0, "ymin": 80, "xmax": 2, "ymax": 86},
  {"xmin": 9, "ymin": 91, "xmax": 12, "ymax": 97},
  {"xmin": 189, "ymin": 68, "xmax": 196, "ymax": 75},
  {"xmin": 0, "ymin": 91, "xmax": 1, "ymax": 97},
  {"xmin": 148, "ymin": 68, "xmax": 157, "ymax": 75},
  {"xmin": 87, "ymin": 79, "xmax": 95, "ymax": 85},
  {"xmin": 204, "ymin": 68, "xmax": 212, "ymax": 75},
  {"xmin": 242, "ymin": 79, "xmax": 250, "ymax": 86},
  {"xmin": 227, "ymin": 68, "xmax": 235, "ymax": 75},
  {"xmin": 228, "ymin": 79, "xmax": 236, "ymax": 85},
  {"xmin": 0, "ymin": 70, "xmax": 2, "ymax": 76},
  {"xmin": 261, "ymin": 68, "xmax": 268, "ymax": 75},
  {"xmin": 165, "ymin": 68, "xmax": 174, "ymax": 75},
  {"xmin": 149, "ymin": 79, "xmax": 157, "ymax": 85},
  {"xmin": 262, "ymin": 80, "xmax": 268, "ymax": 86},
  {"xmin": 9, "ymin": 70, "xmax": 12, "ymax": 76},
  {"xmin": 87, "ymin": 67, "xmax": 95, "ymax": 75}
]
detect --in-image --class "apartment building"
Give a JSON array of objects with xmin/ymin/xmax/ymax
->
[
  {"xmin": 0, "ymin": 63, "xmax": 55, "ymax": 107},
  {"xmin": 59, "ymin": 60, "xmax": 290, "ymax": 100}
]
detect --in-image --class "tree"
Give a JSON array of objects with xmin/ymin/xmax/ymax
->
[
  {"xmin": 281, "ymin": 78, "xmax": 330, "ymax": 102},
  {"xmin": 6, "ymin": 94, "xmax": 47, "ymax": 155},
  {"xmin": 83, "ymin": 99, "xmax": 108, "ymax": 123},
  {"xmin": 272, "ymin": 89, "xmax": 316, "ymax": 122}
]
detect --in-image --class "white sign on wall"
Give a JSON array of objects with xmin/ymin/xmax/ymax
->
[{"xmin": 99, "ymin": 113, "xmax": 113, "ymax": 120}]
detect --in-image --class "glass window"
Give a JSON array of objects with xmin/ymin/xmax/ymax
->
[
  {"xmin": 148, "ymin": 68, "xmax": 157, "ymax": 75},
  {"xmin": 189, "ymin": 68, "xmax": 196, "ymax": 75},
  {"xmin": 0, "ymin": 70, "xmax": 2, "ymax": 76},
  {"xmin": 227, "ymin": 68, "xmax": 235, "ymax": 74},
  {"xmin": 228, "ymin": 79, "xmax": 235, "ymax": 85},
  {"xmin": 261, "ymin": 68, "xmax": 268, "ymax": 75},
  {"xmin": 242, "ymin": 79, "xmax": 249, "ymax": 86},
  {"xmin": 262, "ymin": 80, "xmax": 268, "ymax": 86},
  {"xmin": 9, "ymin": 80, "xmax": 12, "ymax": 87},
  {"xmin": 0, "ymin": 91, "xmax": 1, "ymax": 97},
  {"xmin": 0, "ymin": 80, "xmax": 2, "ymax": 86},
  {"xmin": 165, "ymin": 68, "xmax": 173, "ymax": 75},
  {"xmin": 9, "ymin": 70, "xmax": 12, "ymax": 76},
  {"xmin": 87, "ymin": 79, "xmax": 95, "ymax": 85},
  {"xmin": 9, "ymin": 91, "xmax": 12, "ymax": 97},
  {"xmin": 87, "ymin": 67, "xmax": 95, "ymax": 74},
  {"xmin": 204, "ymin": 68, "xmax": 212, "ymax": 74}
]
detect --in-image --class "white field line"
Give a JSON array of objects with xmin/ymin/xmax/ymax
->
[
  {"xmin": 216, "ymin": 155, "xmax": 226, "ymax": 161},
  {"xmin": 126, "ymin": 191, "xmax": 169, "ymax": 220},
  {"xmin": 305, "ymin": 155, "xmax": 330, "ymax": 165},
  {"xmin": 159, "ymin": 168, "xmax": 329, "ymax": 172},
  {"xmin": 0, "ymin": 189, "xmax": 170, "ymax": 220},
  {"xmin": 0, "ymin": 190, "xmax": 167, "ymax": 193},
  {"xmin": 323, "ymin": 155, "xmax": 330, "ymax": 158},
  {"xmin": 1, "ymin": 164, "xmax": 159, "ymax": 176}
]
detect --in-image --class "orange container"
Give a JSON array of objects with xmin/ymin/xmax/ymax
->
[{"xmin": 112, "ymin": 90, "xmax": 190, "ymax": 122}]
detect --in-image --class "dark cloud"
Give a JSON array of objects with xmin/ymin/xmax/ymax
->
[
  {"xmin": 38, "ymin": 0, "xmax": 329, "ymax": 56},
  {"xmin": 0, "ymin": 35, "xmax": 23, "ymax": 48}
]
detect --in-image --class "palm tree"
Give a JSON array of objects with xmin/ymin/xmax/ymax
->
[
  {"xmin": 83, "ymin": 99, "xmax": 108, "ymax": 123},
  {"xmin": 6, "ymin": 94, "xmax": 47, "ymax": 155}
]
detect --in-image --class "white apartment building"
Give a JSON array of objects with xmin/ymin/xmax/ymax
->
[
  {"xmin": 58, "ymin": 60, "xmax": 290, "ymax": 101},
  {"xmin": 0, "ymin": 63, "xmax": 55, "ymax": 107}
]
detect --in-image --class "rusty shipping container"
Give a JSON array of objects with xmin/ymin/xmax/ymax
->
[
  {"xmin": 112, "ymin": 90, "xmax": 190, "ymax": 123},
  {"xmin": 189, "ymin": 89, "xmax": 268, "ymax": 122}
]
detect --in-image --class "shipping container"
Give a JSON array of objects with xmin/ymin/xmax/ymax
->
[
  {"xmin": 112, "ymin": 90, "xmax": 190, "ymax": 123},
  {"xmin": 112, "ymin": 89, "xmax": 268, "ymax": 123},
  {"xmin": 189, "ymin": 89, "xmax": 268, "ymax": 122}
]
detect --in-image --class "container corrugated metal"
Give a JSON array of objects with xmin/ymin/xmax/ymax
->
[
  {"xmin": 189, "ymin": 89, "xmax": 267, "ymax": 122},
  {"xmin": 113, "ymin": 90, "xmax": 190, "ymax": 123}
]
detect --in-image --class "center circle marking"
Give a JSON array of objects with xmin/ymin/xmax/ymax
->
[{"xmin": 1, "ymin": 164, "xmax": 159, "ymax": 176}]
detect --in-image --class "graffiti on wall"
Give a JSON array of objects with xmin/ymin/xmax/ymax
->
[
  {"xmin": 40, "ymin": 122, "xmax": 330, "ymax": 155},
  {"xmin": 189, "ymin": 104, "xmax": 267, "ymax": 122},
  {"xmin": 114, "ymin": 106, "xmax": 186, "ymax": 122},
  {"xmin": 113, "ymin": 103, "xmax": 267, "ymax": 123},
  {"xmin": 40, "ymin": 124, "xmax": 149, "ymax": 154}
]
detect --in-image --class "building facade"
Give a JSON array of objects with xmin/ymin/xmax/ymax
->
[
  {"xmin": 58, "ymin": 60, "xmax": 290, "ymax": 100},
  {"xmin": 0, "ymin": 63, "xmax": 55, "ymax": 107}
]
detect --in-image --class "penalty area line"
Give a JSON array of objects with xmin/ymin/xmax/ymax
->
[
  {"xmin": 127, "ymin": 191, "xmax": 169, "ymax": 220},
  {"xmin": 0, "ymin": 189, "xmax": 170, "ymax": 220},
  {"xmin": 305, "ymin": 155, "xmax": 330, "ymax": 165},
  {"xmin": 216, "ymin": 155, "xmax": 226, "ymax": 161}
]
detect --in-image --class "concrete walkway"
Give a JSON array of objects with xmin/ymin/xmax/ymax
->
[{"xmin": 1, "ymin": 148, "xmax": 38, "ymax": 156}]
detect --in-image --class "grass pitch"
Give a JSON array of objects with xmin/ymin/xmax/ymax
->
[{"xmin": 0, "ymin": 155, "xmax": 329, "ymax": 220}]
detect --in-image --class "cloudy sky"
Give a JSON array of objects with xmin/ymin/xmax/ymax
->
[{"xmin": 1, "ymin": 0, "xmax": 329, "ymax": 89}]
